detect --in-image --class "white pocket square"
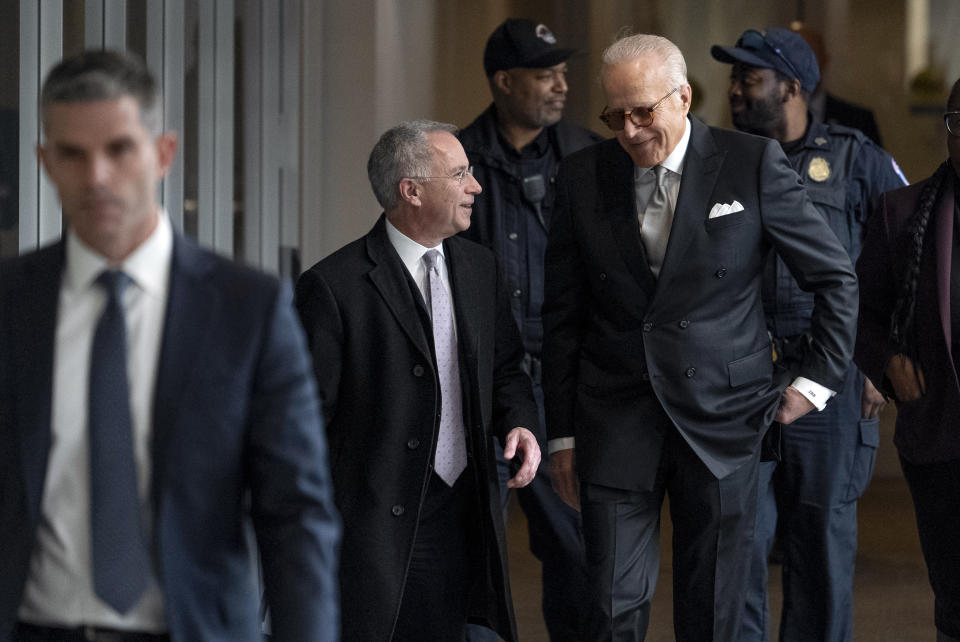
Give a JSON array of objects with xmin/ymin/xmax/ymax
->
[{"xmin": 708, "ymin": 200, "xmax": 744, "ymax": 218}]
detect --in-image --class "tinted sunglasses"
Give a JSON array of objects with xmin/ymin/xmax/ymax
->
[{"xmin": 599, "ymin": 86, "xmax": 679, "ymax": 131}]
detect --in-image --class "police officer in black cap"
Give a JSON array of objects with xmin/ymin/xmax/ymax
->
[
  {"xmin": 711, "ymin": 27, "xmax": 907, "ymax": 642},
  {"xmin": 459, "ymin": 18, "xmax": 602, "ymax": 642}
]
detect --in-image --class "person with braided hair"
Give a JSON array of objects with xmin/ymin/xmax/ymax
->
[{"xmin": 855, "ymin": 77, "xmax": 960, "ymax": 642}]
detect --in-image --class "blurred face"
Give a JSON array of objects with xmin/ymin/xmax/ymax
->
[
  {"xmin": 601, "ymin": 56, "xmax": 691, "ymax": 168},
  {"xmin": 39, "ymin": 96, "xmax": 176, "ymax": 261},
  {"xmin": 728, "ymin": 63, "xmax": 788, "ymax": 138},
  {"xmin": 415, "ymin": 131, "xmax": 482, "ymax": 244},
  {"xmin": 499, "ymin": 62, "xmax": 568, "ymax": 129}
]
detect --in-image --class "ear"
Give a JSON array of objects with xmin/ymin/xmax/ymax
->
[
  {"xmin": 155, "ymin": 131, "xmax": 179, "ymax": 178},
  {"xmin": 492, "ymin": 70, "xmax": 511, "ymax": 95},
  {"xmin": 678, "ymin": 84, "xmax": 693, "ymax": 114},
  {"xmin": 782, "ymin": 77, "xmax": 803, "ymax": 101},
  {"xmin": 36, "ymin": 144, "xmax": 50, "ymax": 176},
  {"xmin": 398, "ymin": 177, "xmax": 422, "ymax": 207}
]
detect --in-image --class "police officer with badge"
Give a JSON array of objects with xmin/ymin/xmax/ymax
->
[{"xmin": 712, "ymin": 27, "xmax": 907, "ymax": 642}]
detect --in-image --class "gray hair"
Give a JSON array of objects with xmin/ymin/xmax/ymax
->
[
  {"xmin": 367, "ymin": 120, "xmax": 458, "ymax": 211},
  {"xmin": 40, "ymin": 49, "xmax": 161, "ymax": 134},
  {"xmin": 600, "ymin": 33, "xmax": 688, "ymax": 89}
]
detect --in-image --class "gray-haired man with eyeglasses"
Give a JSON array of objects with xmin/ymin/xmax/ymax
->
[
  {"xmin": 296, "ymin": 120, "xmax": 541, "ymax": 641},
  {"xmin": 541, "ymin": 32, "xmax": 859, "ymax": 640}
]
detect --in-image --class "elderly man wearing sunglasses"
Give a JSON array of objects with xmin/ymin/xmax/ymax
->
[{"xmin": 541, "ymin": 33, "xmax": 858, "ymax": 641}]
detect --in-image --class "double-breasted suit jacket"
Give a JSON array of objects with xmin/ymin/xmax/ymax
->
[
  {"xmin": 542, "ymin": 117, "xmax": 859, "ymax": 489},
  {"xmin": 0, "ymin": 236, "xmax": 341, "ymax": 641},
  {"xmin": 295, "ymin": 216, "xmax": 538, "ymax": 641},
  {"xmin": 856, "ymin": 176, "xmax": 960, "ymax": 464}
]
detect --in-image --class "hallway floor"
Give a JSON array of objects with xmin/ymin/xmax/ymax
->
[{"xmin": 505, "ymin": 475, "xmax": 935, "ymax": 641}]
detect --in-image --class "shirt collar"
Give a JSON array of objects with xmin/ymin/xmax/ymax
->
[
  {"xmin": 64, "ymin": 209, "xmax": 174, "ymax": 297},
  {"xmin": 385, "ymin": 217, "xmax": 445, "ymax": 274}
]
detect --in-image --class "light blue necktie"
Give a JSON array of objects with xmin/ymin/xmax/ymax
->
[
  {"xmin": 89, "ymin": 270, "xmax": 151, "ymax": 613},
  {"xmin": 422, "ymin": 250, "xmax": 467, "ymax": 486}
]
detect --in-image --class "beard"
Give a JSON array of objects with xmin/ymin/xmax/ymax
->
[{"xmin": 731, "ymin": 93, "xmax": 786, "ymax": 138}]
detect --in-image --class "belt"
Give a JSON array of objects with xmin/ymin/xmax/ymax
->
[{"xmin": 14, "ymin": 621, "xmax": 170, "ymax": 642}]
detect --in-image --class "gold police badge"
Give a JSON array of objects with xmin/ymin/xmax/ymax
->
[{"xmin": 808, "ymin": 157, "xmax": 830, "ymax": 182}]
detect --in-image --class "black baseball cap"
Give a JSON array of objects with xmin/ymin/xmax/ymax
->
[
  {"xmin": 483, "ymin": 19, "xmax": 575, "ymax": 76},
  {"xmin": 710, "ymin": 27, "xmax": 821, "ymax": 92}
]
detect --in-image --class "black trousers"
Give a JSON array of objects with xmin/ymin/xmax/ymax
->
[
  {"xmin": 393, "ymin": 467, "xmax": 481, "ymax": 641},
  {"xmin": 900, "ymin": 455, "xmax": 960, "ymax": 639},
  {"xmin": 580, "ymin": 402, "xmax": 761, "ymax": 642}
]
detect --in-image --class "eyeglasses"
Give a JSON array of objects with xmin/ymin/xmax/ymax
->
[
  {"xmin": 599, "ymin": 87, "xmax": 679, "ymax": 131},
  {"xmin": 408, "ymin": 165, "xmax": 474, "ymax": 184},
  {"xmin": 737, "ymin": 29, "xmax": 803, "ymax": 83},
  {"xmin": 945, "ymin": 111, "xmax": 960, "ymax": 137}
]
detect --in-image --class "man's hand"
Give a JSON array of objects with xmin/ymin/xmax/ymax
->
[
  {"xmin": 774, "ymin": 385, "xmax": 816, "ymax": 424},
  {"xmin": 504, "ymin": 427, "xmax": 541, "ymax": 489},
  {"xmin": 886, "ymin": 354, "xmax": 925, "ymax": 402},
  {"xmin": 549, "ymin": 448, "xmax": 580, "ymax": 511},
  {"xmin": 861, "ymin": 376, "xmax": 887, "ymax": 419}
]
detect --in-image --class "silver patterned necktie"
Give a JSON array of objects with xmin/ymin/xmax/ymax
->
[
  {"xmin": 641, "ymin": 165, "xmax": 673, "ymax": 277},
  {"xmin": 422, "ymin": 250, "xmax": 468, "ymax": 486}
]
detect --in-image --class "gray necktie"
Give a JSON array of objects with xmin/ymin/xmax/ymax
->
[
  {"xmin": 422, "ymin": 250, "xmax": 467, "ymax": 486},
  {"xmin": 641, "ymin": 165, "xmax": 673, "ymax": 277},
  {"xmin": 89, "ymin": 270, "xmax": 151, "ymax": 613}
]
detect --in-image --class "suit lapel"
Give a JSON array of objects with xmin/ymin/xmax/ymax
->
[
  {"xmin": 365, "ymin": 218, "xmax": 433, "ymax": 361},
  {"xmin": 151, "ymin": 236, "xmax": 220, "ymax": 509},
  {"xmin": 655, "ymin": 118, "xmax": 724, "ymax": 298},
  {"xmin": 14, "ymin": 244, "xmax": 64, "ymax": 523},
  {"xmin": 936, "ymin": 179, "xmax": 956, "ymax": 358},
  {"xmin": 444, "ymin": 238, "xmax": 480, "ymax": 366},
  {"xmin": 602, "ymin": 144, "xmax": 657, "ymax": 297}
]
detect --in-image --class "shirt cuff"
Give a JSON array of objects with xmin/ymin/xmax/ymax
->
[
  {"xmin": 547, "ymin": 437, "xmax": 576, "ymax": 455},
  {"xmin": 790, "ymin": 376, "xmax": 836, "ymax": 411}
]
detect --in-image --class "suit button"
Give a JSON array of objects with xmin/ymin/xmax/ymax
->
[
  {"xmin": 508, "ymin": 232, "xmax": 519, "ymax": 240},
  {"xmin": 685, "ymin": 367, "xmax": 696, "ymax": 378},
  {"xmin": 642, "ymin": 322, "xmax": 653, "ymax": 332},
  {"xmin": 391, "ymin": 505, "xmax": 405, "ymax": 516},
  {"xmin": 413, "ymin": 365, "xmax": 424, "ymax": 376},
  {"xmin": 679, "ymin": 319, "xmax": 689, "ymax": 328},
  {"xmin": 513, "ymin": 289, "xmax": 522, "ymax": 297},
  {"xmin": 715, "ymin": 267, "xmax": 727, "ymax": 278},
  {"xmin": 599, "ymin": 272, "xmax": 607, "ymax": 280},
  {"xmin": 407, "ymin": 438, "xmax": 420, "ymax": 449}
]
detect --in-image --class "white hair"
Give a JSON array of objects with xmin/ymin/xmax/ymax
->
[{"xmin": 600, "ymin": 33, "xmax": 688, "ymax": 88}]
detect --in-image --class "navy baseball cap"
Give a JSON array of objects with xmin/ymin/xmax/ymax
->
[
  {"xmin": 711, "ymin": 27, "xmax": 821, "ymax": 92},
  {"xmin": 483, "ymin": 19, "xmax": 576, "ymax": 76}
]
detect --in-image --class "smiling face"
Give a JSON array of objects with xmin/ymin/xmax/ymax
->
[
  {"xmin": 728, "ymin": 63, "xmax": 788, "ymax": 138},
  {"xmin": 601, "ymin": 55, "xmax": 691, "ymax": 168},
  {"xmin": 414, "ymin": 131, "xmax": 482, "ymax": 245},
  {"xmin": 498, "ymin": 62, "xmax": 569, "ymax": 130},
  {"xmin": 38, "ymin": 96, "xmax": 176, "ymax": 261}
]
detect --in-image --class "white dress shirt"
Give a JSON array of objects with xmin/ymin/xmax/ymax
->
[
  {"xmin": 547, "ymin": 118, "xmax": 833, "ymax": 455},
  {"xmin": 18, "ymin": 213, "xmax": 172, "ymax": 631},
  {"xmin": 385, "ymin": 218, "xmax": 457, "ymax": 330}
]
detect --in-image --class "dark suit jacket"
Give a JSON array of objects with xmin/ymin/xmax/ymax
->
[
  {"xmin": 0, "ymin": 236, "xmax": 341, "ymax": 641},
  {"xmin": 295, "ymin": 216, "xmax": 538, "ymax": 641},
  {"xmin": 855, "ymin": 174, "xmax": 960, "ymax": 464},
  {"xmin": 542, "ymin": 117, "xmax": 858, "ymax": 489}
]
